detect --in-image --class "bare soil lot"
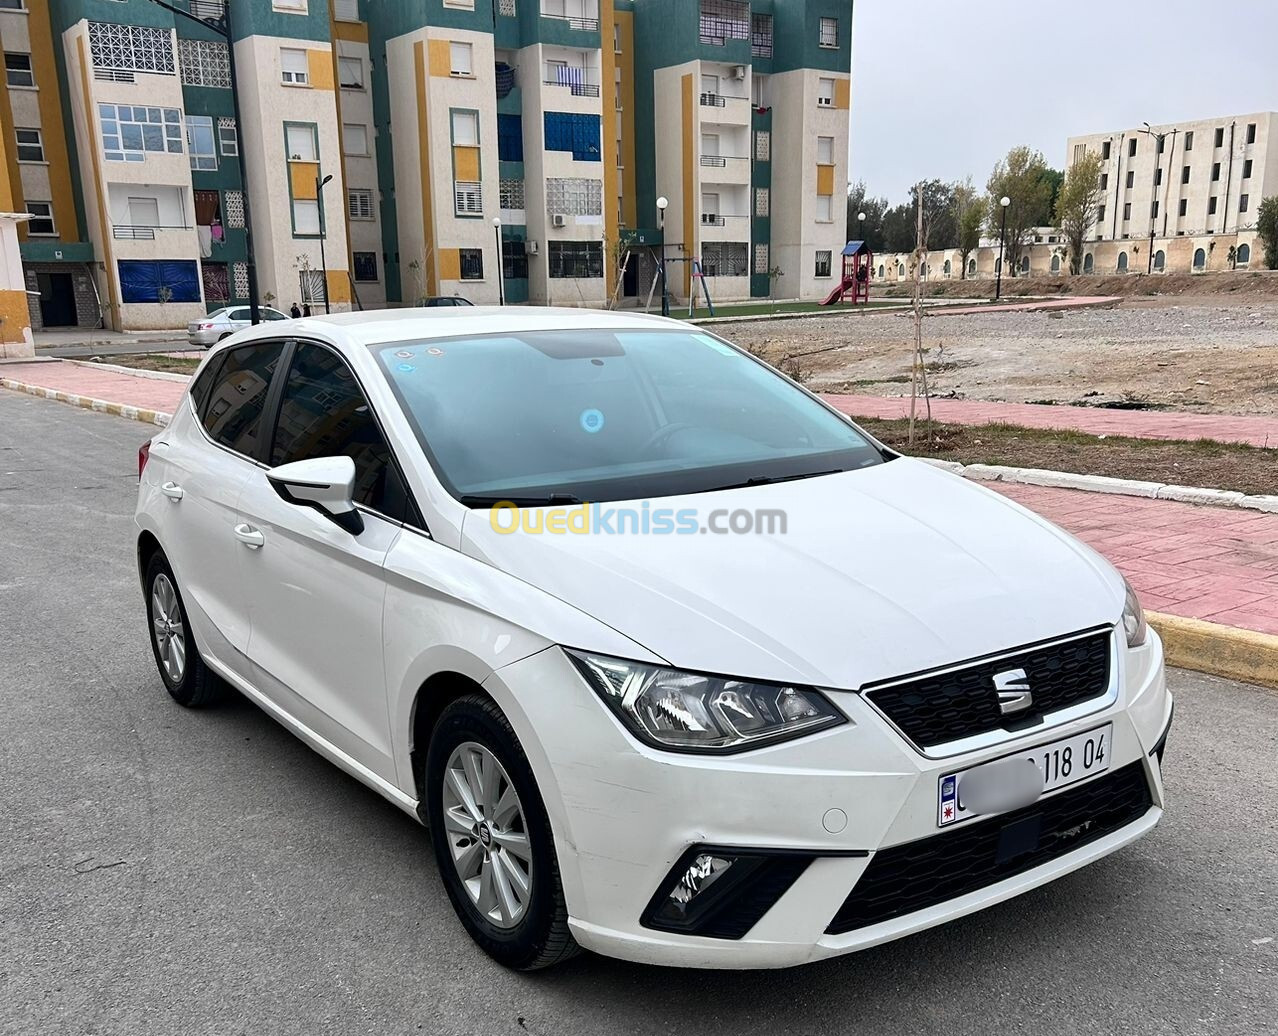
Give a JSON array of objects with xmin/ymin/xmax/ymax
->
[{"xmin": 723, "ymin": 292, "xmax": 1278, "ymax": 416}]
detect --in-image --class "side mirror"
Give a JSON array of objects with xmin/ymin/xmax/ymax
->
[{"xmin": 266, "ymin": 455, "xmax": 365, "ymax": 535}]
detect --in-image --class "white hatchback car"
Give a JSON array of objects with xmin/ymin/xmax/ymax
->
[{"xmin": 135, "ymin": 308, "xmax": 1172, "ymax": 970}]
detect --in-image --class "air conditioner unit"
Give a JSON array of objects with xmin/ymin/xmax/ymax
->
[
  {"xmin": 552, "ymin": 213, "xmax": 567, "ymax": 228},
  {"xmin": 526, "ymin": 240, "xmax": 539, "ymax": 255},
  {"xmin": 731, "ymin": 65, "xmax": 747, "ymax": 80}
]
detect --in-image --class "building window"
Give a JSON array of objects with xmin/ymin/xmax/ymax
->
[
  {"xmin": 1212, "ymin": 161, "xmax": 1220, "ymax": 181},
  {"xmin": 451, "ymin": 110, "xmax": 478, "ymax": 147},
  {"xmin": 15, "ymin": 128, "xmax": 43, "ymax": 163},
  {"xmin": 1183, "ymin": 130, "xmax": 1193, "ymax": 151},
  {"xmin": 1099, "ymin": 172, "xmax": 1108, "ymax": 190},
  {"xmin": 338, "ymin": 56, "xmax": 363, "ymax": 89},
  {"xmin": 754, "ymin": 187, "xmax": 769, "ymax": 217},
  {"xmin": 186, "ymin": 115, "xmax": 217, "ymax": 170},
  {"xmin": 178, "ymin": 39, "xmax": 230, "ymax": 88},
  {"xmin": 814, "ymin": 249, "xmax": 832, "ymax": 277},
  {"xmin": 750, "ymin": 13, "xmax": 772, "ymax": 58},
  {"xmin": 1181, "ymin": 165, "xmax": 1190, "ymax": 184},
  {"xmin": 281, "ymin": 48, "xmax": 309, "ymax": 85},
  {"xmin": 342, "ymin": 123, "xmax": 368, "ymax": 156},
  {"xmin": 449, "ymin": 42, "xmax": 473, "ymax": 76},
  {"xmin": 217, "ymin": 117, "xmax": 238, "ymax": 156},
  {"xmin": 285, "ymin": 123, "xmax": 318, "ymax": 161},
  {"xmin": 1125, "ymin": 138, "xmax": 1135, "ymax": 157},
  {"xmin": 543, "ymin": 111, "xmax": 600, "ymax": 161},
  {"xmin": 754, "ymin": 243, "xmax": 769, "ymax": 274},
  {"xmin": 1125, "ymin": 170, "xmax": 1134, "ymax": 188},
  {"xmin": 26, "ymin": 200, "xmax": 55, "ymax": 235},
  {"xmin": 1154, "ymin": 167, "xmax": 1162, "ymax": 186},
  {"xmin": 1157, "ymin": 135, "xmax": 1165, "ymax": 154},
  {"xmin": 1116, "ymin": 251, "xmax": 1128, "ymax": 273},
  {"xmin": 1151, "ymin": 200, "xmax": 1159, "ymax": 218},
  {"xmin": 816, "ymin": 194, "xmax": 833, "ymax": 222},
  {"xmin": 88, "ymin": 23, "xmax": 174, "ymax": 75},
  {"xmin": 751, "ymin": 73, "xmax": 768, "ymax": 107},
  {"xmin": 459, "ymin": 248, "xmax": 483, "ymax": 280},
  {"xmin": 1096, "ymin": 204, "xmax": 1105, "ymax": 224},
  {"xmin": 700, "ymin": 242, "xmax": 747, "ymax": 277},
  {"xmin": 1246, "ymin": 122, "xmax": 1256, "ymax": 144},
  {"xmin": 698, "ymin": 0, "xmax": 749, "ymax": 46},
  {"xmin": 352, "ymin": 251, "xmax": 378, "ymax": 282},
  {"xmin": 1208, "ymin": 196, "xmax": 1218, "ymax": 215},
  {"xmin": 1238, "ymin": 243, "xmax": 1251, "ymax": 266},
  {"xmin": 1193, "ymin": 247, "xmax": 1206, "ymax": 269},
  {"xmin": 499, "ymin": 178, "xmax": 525, "ymax": 210},
  {"xmin": 497, "ymin": 113, "xmax": 524, "ymax": 161},
  {"xmin": 1178, "ymin": 198, "xmax": 1187, "ymax": 217},
  {"xmin": 1240, "ymin": 193, "xmax": 1249, "ymax": 213},
  {"xmin": 754, "ymin": 130, "xmax": 770, "ymax": 162},
  {"xmin": 274, "ymin": 0, "xmax": 307, "ymax": 11},
  {"xmin": 502, "ymin": 239, "xmax": 528, "ymax": 280},
  {"xmin": 292, "ymin": 198, "xmax": 320, "ymax": 235},
  {"xmin": 1214, "ymin": 127, "xmax": 1224, "ymax": 147},
  {"xmin": 817, "ymin": 78, "xmax": 835, "ymax": 107},
  {"xmin": 0, "ymin": 1, "xmax": 25, "ymax": 9},
  {"xmin": 816, "ymin": 135, "xmax": 834, "ymax": 164},
  {"xmin": 1101, "ymin": 139, "xmax": 1111, "ymax": 159},
  {"xmin": 546, "ymin": 177, "xmax": 602, "ymax": 215},
  {"xmin": 548, "ymin": 240, "xmax": 603, "ymax": 278},
  {"xmin": 818, "ymin": 16, "xmax": 838, "ymax": 48},
  {"xmin": 1153, "ymin": 249, "xmax": 1165, "ymax": 271},
  {"xmin": 1243, "ymin": 158, "xmax": 1253, "ymax": 179},
  {"xmin": 100, "ymin": 103, "xmax": 183, "ymax": 162},
  {"xmin": 4, "ymin": 52, "xmax": 32, "ymax": 87},
  {"xmin": 1122, "ymin": 202, "xmax": 1131, "ymax": 220},
  {"xmin": 348, "ymin": 188, "xmax": 373, "ymax": 219},
  {"xmin": 334, "ymin": 0, "xmax": 359, "ymax": 20},
  {"xmin": 454, "ymin": 181, "xmax": 483, "ymax": 215}
]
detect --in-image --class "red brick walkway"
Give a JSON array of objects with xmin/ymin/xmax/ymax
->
[
  {"xmin": 824, "ymin": 393, "xmax": 1278, "ymax": 448},
  {"xmin": 4, "ymin": 359, "xmax": 1278, "ymax": 635}
]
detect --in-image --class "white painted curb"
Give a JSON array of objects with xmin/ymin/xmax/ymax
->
[{"xmin": 918, "ymin": 457, "xmax": 1278, "ymax": 514}]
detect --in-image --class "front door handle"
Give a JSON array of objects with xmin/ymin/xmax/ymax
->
[
  {"xmin": 160, "ymin": 481, "xmax": 184, "ymax": 501},
  {"xmin": 233, "ymin": 523, "xmax": 265, "ymax": 549}
]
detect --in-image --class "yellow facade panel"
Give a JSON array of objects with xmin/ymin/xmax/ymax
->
[
  {"xmin": 816, "ymin": 164, "xmax": 835, "ymax": 196},
  {"xmin": 290, "ymin": 161, "xmax": 321, "ymax": 200},
  {"xmin": 454, "ymin": 145, "xmax": 480, "ymax": 182},
  {"xmin": 308, "ymin": 48, "xmax": 335, "ymax": 91}
]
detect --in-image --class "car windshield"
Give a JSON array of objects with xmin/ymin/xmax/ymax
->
[{"xmin": 373, "ymin": 328, "xmax": 885, "ymax": 505}]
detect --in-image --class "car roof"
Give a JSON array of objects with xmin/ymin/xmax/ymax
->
[{"xmin": 288, "ymin": 306, "xmax": 688, "ymax": 348}]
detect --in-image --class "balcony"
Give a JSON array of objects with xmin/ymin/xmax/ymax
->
[
  {"xmin": 112, "ymin": 224, "xmax": 194, "ymax": 240},
  {"xmin": 699, "ymin": 92, "xmax": 748, "ymax": 108},
  {"xmin": 544, "ymin": 66, "xmax": 600, "ymax": 97},
  {"xmin": 542, "ymin": 13, "xmax": 599, "ymax": 31}
]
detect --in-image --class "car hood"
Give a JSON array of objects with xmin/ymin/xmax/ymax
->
[{"xmin": 460, "ymin": 459, "xmax": 1124, "ymax": 689}]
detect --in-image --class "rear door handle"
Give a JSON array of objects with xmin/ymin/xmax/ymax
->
[
  {"xmin": 233, "ymin": 523, "xmax": 265, "ymax": 549},
  {"xmin": 160, "ymin": 481, "xmax": 184, "ymax": 501}
]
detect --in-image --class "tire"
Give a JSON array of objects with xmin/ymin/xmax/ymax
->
[
  {"xmin": 217, "ymin": 332, "xmax": 231, "ymax": 342},
  {"xmin": 425, "ymin": 694, "xmax": 579, "ymax": 970},
  {"xmin": 143, "ymin": 550, "xmax": 224, "ymax": 708}
]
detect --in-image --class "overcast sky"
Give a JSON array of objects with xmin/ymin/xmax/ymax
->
[{"xmin": 850, "ymin": 0, "xmax": 1278, "ymax": 202}]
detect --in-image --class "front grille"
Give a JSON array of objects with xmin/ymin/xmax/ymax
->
[
  {"xmin": 825, "ymin": 761, "xmax": 1153, "ymax": 935},
  {"xmin": 863, "ymin": 629, "xmax": 1112, "ymax": 750}
]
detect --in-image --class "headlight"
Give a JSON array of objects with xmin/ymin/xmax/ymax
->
[
  {"xmin": 1122, "ymin": 578, "xmax": 1148, "ymax": 647},
  {"xmin": 565, "ymin": 650, "xmax": 847, "ymax": 753}
]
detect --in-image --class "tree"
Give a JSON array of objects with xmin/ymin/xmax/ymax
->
[
  {"xmin": 953, "ymin": 178, "xmax": 983, "ymax": 278},
  {"xmin": 1038, "ymin": 167, "xmax": 1065, "ymax": 222},
  {"xmin": 1055, "ymin": 150, "xmax": 1105, "ymax": 274},
  {"xmin": 881, "ymin": 202, "xmax": 918, "ymax": 253},
  {"xmin": 908, "ymin": 179, "xmax": 958, "ymax": 250},
  {"xmin": 986, "ymin": 146, "xmax": 1054, "ymax": 275},
  {"xmin": 1258, "ymin": 196, "xmax": 1278, "ymax": 270},
  {"xmin": 845, "ymin": 181, "xmax": 888, "ymax": 252}
]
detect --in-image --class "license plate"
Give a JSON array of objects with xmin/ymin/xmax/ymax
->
[{"xmin": 937, "ymin": 723, "xmax": 1112, "ymax": 827}]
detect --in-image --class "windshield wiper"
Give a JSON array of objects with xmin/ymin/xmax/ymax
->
[
  {"xmin": 699, "ymin": 469, "xmax": 846, "ymax": 493},
  {"xmin": 459, "ymin": 492, "xmax": 584, "ymax": 508}
]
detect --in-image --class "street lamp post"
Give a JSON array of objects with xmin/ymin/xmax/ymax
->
[
  {"xmin": 656, "ymin": 196, "xmax": 669, "ymax": 317},
  {"xmin": 1142, "ymin": 122, "xmax": 1175, "ymax": 275},
  {"xmin": 147, "ymin": 0, "xmax": 262, "ymax": 324},
  {"xmin": 316, "ymin": 173, "xmax": 333, "ymax": 314},
  {"xmin": 492, "ymin": 216, "xmax": 504, "ymax": 305},
  {"xmin": 995, "ymin": 195, "xmax": 1010, "ymax": 301}
]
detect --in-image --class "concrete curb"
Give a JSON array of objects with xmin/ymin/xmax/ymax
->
[
  {"xmin": 1148, "ymin": 612, "xmax": 1278, "ymax": 691},
  {"xmin": 919, "ymin": 457, "xmax": 1278, "ymax": 514},
  {"xmin": 64, "ymin": 358, "xmax": 193, "ymax": 383},
  {"xmin": 0, "ymin": 376, "xmax": 172, "ymax": 426}
]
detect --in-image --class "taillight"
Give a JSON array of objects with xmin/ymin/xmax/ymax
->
[
  {"xmin": 200, "ymin": 322, "xmax": 215, "ymax": 330},
  {"xmin": 138, "ymin": 440, "xmax": 151, "ymax": 480}
]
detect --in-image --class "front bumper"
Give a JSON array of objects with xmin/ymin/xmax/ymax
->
[{"xmin": 483, "ymin": 629, "xmax": 1172, "ymax": 969}]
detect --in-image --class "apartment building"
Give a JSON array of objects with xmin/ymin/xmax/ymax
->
[
  {"xmin": 1066, "ymin": 111, "xmax": 1277, "ymax": 274},
  {"xmin": 2, "ymin": 0, "xmax": 848, "ymax": 330}
]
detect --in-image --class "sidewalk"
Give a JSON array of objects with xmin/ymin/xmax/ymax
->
[
  {"xmin": 824, "ymin": 393, "xmax": 1278, "ymax": 448},
  {"xmin": 3, "ymin": 358, "xmax": 1277, "ymax": 638}
]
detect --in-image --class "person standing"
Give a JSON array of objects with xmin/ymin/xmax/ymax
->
[{"xmin": 290, "ymin": 302, "xmax": 302, "ymax": 319}]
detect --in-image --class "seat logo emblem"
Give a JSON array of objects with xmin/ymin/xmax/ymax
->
[{"xmin": 994, "ymin": 668, "xmax": 1033, "ymax": 714}]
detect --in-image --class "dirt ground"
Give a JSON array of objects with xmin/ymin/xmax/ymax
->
[{"xmin": 721, "ymin": 287, "xmax": 1278, "ymax": 416}]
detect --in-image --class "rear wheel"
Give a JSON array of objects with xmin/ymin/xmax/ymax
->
[
  {"xmin": 144, "ymin": 551, "xmax": 223, "ymax": 708},
  {"xmin": 425, "ymin": 694, "xmax": 578, "ymax": 970}
]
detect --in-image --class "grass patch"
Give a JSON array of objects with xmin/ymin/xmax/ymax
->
[
  {"xmin": 854, "ymin": 417, "xmax": 1276, "ymax": 497},
  {"xmin": 695, "ymin": 299, "xmax": 903, "ymax": 319},
  {"xmin": 98, "ymin": 353, "xmax": 201, "ymax": 374}
]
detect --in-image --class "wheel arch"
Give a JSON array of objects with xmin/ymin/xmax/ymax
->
[
  {"xmin": 409, "ymin": 670, "xmax": 493, "ymax": 805},
  {"xmin": 136, "ymin": 529, "xmax": 163, "ymax": 587}
]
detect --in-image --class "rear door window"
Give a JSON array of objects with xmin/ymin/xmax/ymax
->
[{"xmin": 200, "ymin": 341, "xmax": 285, "ymax": 457}]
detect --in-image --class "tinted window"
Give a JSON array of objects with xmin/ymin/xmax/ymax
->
[
  {"xmin": 271, "ymin": 343, "xmax": 397, "ymax": 513},
  {"xmin": 188, "ymin": 352, "xmax": 224, "ymax": 418},
  {"xmin": 264, "ymin": 309, "xmax": 288, "ymax": 320},
  {"xmin": 201, "ymin": 341, "xmax": 284, "ymax": 456},
  {"xmin": 226, "ymin": 308, "xmax": 248, "ymax": 321}
]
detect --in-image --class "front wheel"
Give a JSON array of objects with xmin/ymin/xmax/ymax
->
[{"xmin": 424, "ymin": 694, "xmax": 578, "ymax": 970}]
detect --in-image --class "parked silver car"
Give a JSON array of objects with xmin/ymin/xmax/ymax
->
[{"xmin": 187, "ymin": 306, "xmax": 289, "ymax": 347}]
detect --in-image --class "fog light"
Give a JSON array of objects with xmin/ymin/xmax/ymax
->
[{"xmin": 657, "ymin": 853, "xmax": 734, "ymax": 924}]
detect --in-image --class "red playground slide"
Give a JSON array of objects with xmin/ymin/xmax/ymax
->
[{"xmin": 819, "ymin": 275, "xmax": 855, "ymax": 305}]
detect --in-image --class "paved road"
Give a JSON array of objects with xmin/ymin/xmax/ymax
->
[{"xmin": 1, "ymin": 391, "xmax": 1274, "ymax": 1036}]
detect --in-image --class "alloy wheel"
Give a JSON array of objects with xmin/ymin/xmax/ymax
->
[
  {"xmin": 150, "ymin": 573, "xmax": 186, "ymax": 684},
  {"xmin": 441, "ymin": 741, "xmax": 533, "ymax": 929}
]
